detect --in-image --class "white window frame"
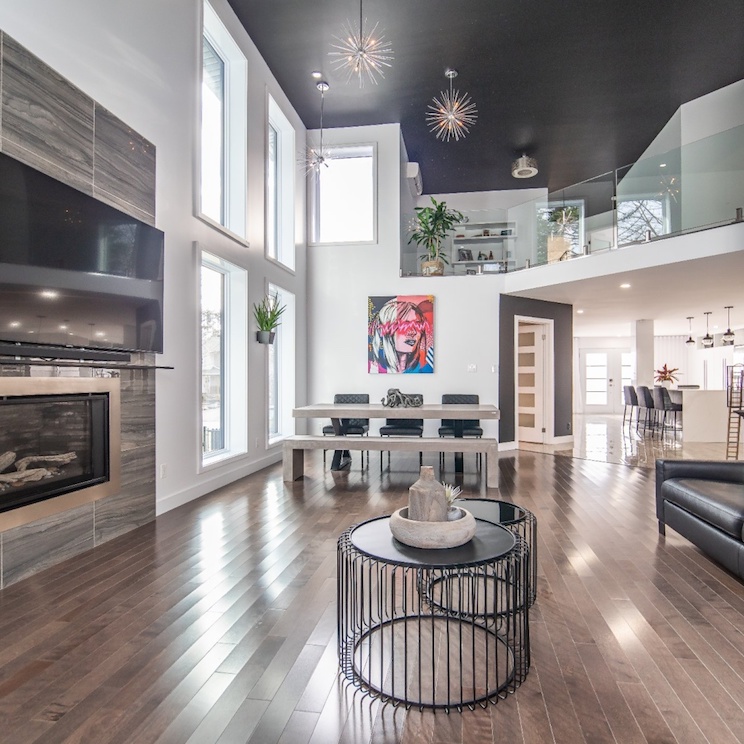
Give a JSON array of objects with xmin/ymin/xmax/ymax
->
[
  {"xmin": 308, "ymin": 143, "xmax": 377, "ymax": 245},
  {"xmin": 199, "ymin": 250, "xmax": 248, "ymax": 468},
  {"xmin": 267, "ymin": 283, "xmax": 295, "ymax": 445},
  {"xmin": 266, "ymin": 95, "xmax": 296, "ymax": 271},
  {"xmin": 199, "ymin": 1, "xmax": 248, "ymax": 242}
]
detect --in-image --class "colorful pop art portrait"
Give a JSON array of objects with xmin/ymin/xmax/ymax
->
[{"xmin": 368, "ymin": 295, "xmax": 434, "ymax": 374}]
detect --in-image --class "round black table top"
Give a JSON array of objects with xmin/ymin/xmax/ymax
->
[
  {"xmin": 459, "ymin": 498, "xmax": 527, "ymax": 525},
  {"xmin": 349, "ymin": 514, "xmax": 516, "ymax": 568}
]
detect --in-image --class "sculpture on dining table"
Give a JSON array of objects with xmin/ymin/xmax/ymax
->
[{"xmin": 381, "ymin": 388, "xmax": 423, "ymax": 408}]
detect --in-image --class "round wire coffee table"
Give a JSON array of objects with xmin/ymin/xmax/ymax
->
[
  {"xmin": 337, "ymin": 515, "xmax": 530, "ymax": 711},
  {"xmin": 459, "ymin": 499, "xmax": 537, "ymax": 607}
]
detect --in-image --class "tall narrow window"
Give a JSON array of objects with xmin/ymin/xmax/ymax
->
[
  {"xmin": 267, "ymin": 284, "xmax": 295, "ymax": 443},
  {"xmin": 310, "ymin": 144, "xmax": 376, "ymax": 244},
  {"xmin": 267, "ymin": 97, "xmax": 296, "ymax": 269},
  {"xmin": 267, "ymin": 123, "xmax": 279, "ymax": 261},
  {"xmin": 200, "ymin": 251, "xmax": 248, "ymax": 465},
  {"xmin": 201, "ymin": 39, "xmax": 224, "ymax": 225},
  {"xmin": 200, "ymin": 1, "xmax": 248, "ymax": 239},
  {"xmin": 201, "ymin": 264, "xmax": 225, "ymax": 455}
]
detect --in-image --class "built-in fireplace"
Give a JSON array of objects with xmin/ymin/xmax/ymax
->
[{"xmin": 0, "ymin": 377, "xmax": 121, "ymax": 530}]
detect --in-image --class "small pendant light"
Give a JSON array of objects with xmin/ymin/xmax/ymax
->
[
  {"xmin": 722, "ymin": 306, "xmax": 735, "ymax": 345},
  {"xmin": 685, "ymin": 316, "xmax": 695, "ymax": 346},
  {"xmin": 702, "ymin": 311, "xmax": 714, "ymax": 348}
]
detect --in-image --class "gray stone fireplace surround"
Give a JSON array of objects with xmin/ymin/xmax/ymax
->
[{"xmin": 0, "ymin": 30, "xmax": 158, "ymax": 587}]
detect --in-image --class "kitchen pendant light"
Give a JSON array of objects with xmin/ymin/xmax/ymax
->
[
  {"xmin": 722, "ymin": 306, "xmax": 735, "ymax": 345},
  {"xmin": 685, "ymin": 316, "xmax": 695, "ymax": 346},
  {"xmin": 702, "ymin": 311, "xmax": 714, "ymax": 348}
]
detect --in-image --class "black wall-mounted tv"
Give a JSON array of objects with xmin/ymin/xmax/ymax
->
[{"xmin": 0, "ymin": 151, "xmax": 164, "ymax": 359}]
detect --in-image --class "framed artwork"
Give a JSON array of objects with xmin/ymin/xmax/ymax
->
[
  {"xmin": 457, "ymin": 248, "xmax": 473, "ymax": 261},
  {"xmin": 368, "ymin": 295, "xmax": 434, "ymax": 374}
]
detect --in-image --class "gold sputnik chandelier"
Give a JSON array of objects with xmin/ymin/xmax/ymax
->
[
  {"xmin": 426, "ymin": 68, "xmax": 478, "ymax": 142},
  {"xmin": 329, "ymin": 0, "xmax": 394, "ymax": 86}
]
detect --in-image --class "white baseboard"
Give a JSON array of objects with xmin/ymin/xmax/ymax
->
[
  {"xmin": 498, "ymin": 441, "xmax": 518, "ymax": 451},
  {"xmin": 156, "ymin": 452, "xmax": 281, "ymax": 515},
  {"xmin": 548, "ymin": 435, "xmax": 574, "ymax": 445}
]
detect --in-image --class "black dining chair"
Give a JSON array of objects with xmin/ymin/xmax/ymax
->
[
  {"xmin": 652, "ymin": 386, "xmax": 683, "ymax": 438},
  {"xmin": 636, "ymin": 385, "xmax": 656, "ymax": 433},
  {"xmin": 438, "ymin": 393, "xmax": 483, "ymax": 468},
  {"xmin": 622, "ymin": 385, "xmax": 639, "ymax": 429},
  {"xmin": 322, "ymin": 393, "xmax": 370, "ymax": 467},
  {"xmin": 379, "ymin": 394, "xmax": 423, "ymax": 470}
]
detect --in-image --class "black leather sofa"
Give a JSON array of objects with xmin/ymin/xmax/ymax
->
[{"xmin": 656, "ymin": 459, "xmax": 744, "ymax": 579}]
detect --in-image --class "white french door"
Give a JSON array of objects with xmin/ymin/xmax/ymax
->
[{"xmin": 580, "ymin": 348, "xmax": 632, "ymax": 414}]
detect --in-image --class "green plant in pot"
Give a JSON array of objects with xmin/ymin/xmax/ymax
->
[
  {"xmin": 409, "ymin": 197, "xmax": 464, "ymax": 276},
  {"xmin": 253, "ymin": 293, "xmax": 286, "ymax": 344}
]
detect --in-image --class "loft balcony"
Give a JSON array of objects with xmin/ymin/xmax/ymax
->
[{"xmin": 401, "ymin": 122, "xmax": 744, "ymax": 277}]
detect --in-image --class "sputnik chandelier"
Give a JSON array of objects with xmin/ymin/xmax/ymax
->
[
  {"xmin": 302, "ymin": 80, "xmax": 331, "ymax": 174},
  {"xmin": 329, "ymin": 0, "xmax": 393, "ymax": 86},
  {"xmin": 426, "ymin": 68, "xmax": 478, "ymax": 142}
]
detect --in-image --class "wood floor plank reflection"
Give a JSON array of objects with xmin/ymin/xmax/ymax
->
[{"xmin": 0, "ymin": 448, "xmax": 743, "ymax": 743}]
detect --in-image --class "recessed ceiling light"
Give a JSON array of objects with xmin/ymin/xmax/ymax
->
[
  {"xmin": 620, "ymin": 283, "xmax": 631, "ymax": 289},
  {"xmin": 95, "ymin": 331, "xmax": 105, "ymax": 337},
  {"xmin": 9, "ymin": 321, "xmax": 20, "ymax": 328},
  {"xmin": 660, "ymin": 163, "xmax": 667, "ymax": 168},
  {"xmin": 59, "ymin": 324, "xmax": 67, "ymax": 330},
  {"xmin": 311, "ymin": 70, "xmax": 322, "ymax": 79},
  {"xmin": 576, "ymin": 309, "xmax": 584, "ymax": 314}
]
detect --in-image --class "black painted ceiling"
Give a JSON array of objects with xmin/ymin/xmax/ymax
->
[{"xmin": 228, "ymin": 0, "xmax": 744, "ymax": 195}]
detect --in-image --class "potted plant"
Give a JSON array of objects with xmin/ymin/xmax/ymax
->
[
  {"xmin": 408, "ymin": 197, "xmax": 464, "ymax": 276},
  {"xmin": 654, "ymin": 364, "xmax": 679, "ymax": 387},
  {"xmin": 252, "ymin": 293, "xmax": 286, "ymax": 344}
]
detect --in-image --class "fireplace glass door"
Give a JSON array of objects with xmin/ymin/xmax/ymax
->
[{"xmin": 0, "ymin": 393, "xmax": 109, "ymax": 513}]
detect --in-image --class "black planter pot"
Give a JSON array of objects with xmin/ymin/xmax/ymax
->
[{"xmin": 256, "ymin": 331, "xmax": 275, "ymax": 344}]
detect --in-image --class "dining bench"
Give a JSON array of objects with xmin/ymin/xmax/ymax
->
[{"xmin": 282, "ymin": 434, "xmax": 499, "ymax": 488}]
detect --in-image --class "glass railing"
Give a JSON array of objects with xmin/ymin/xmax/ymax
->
[{"xmin": 401, "ymin": 123, "xmax": 744, "ymax": 276}]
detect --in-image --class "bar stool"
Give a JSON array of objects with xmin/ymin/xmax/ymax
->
[
  {"xmin": 636, "ymin": 386, "xmax": 656, "ymax": 434},
  {"xmin": 652, "ymin": 386, "xmax": 683, "ymax": 437},
  {"xmin": 622, "ymin": 385, "xmax": 639, "ymax": 428}
]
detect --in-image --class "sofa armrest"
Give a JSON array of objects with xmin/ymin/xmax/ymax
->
[{"xmin": 655, "ymin": 459, "xmax": 744, "ymax": 524}]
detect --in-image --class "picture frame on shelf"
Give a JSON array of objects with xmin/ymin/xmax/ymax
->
[{"xmin": 457, "ymin": 248, "xmax": 473, "ymax": 261}]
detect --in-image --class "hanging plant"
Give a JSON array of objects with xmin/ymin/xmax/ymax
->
[{"xmin": 253, "ymin": 293, "xmax": 286, "ymax": 344}]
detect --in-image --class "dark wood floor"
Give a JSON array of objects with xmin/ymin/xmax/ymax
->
[{"xmin": 1, "ymin": 450, "xmax": 743, "ymax": 743}]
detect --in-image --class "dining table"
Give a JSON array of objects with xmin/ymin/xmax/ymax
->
[{"xmin": 292, "ymin": 402, "xmax": 500, "ymax": 473}]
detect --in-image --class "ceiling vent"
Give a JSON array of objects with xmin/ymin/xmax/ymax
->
[
  {"xmin": 406, "ymin": 162, "xmax": 423, "ymax": 196},
  {"xmin": 511, "ymin": 154, "xmax": 538, "ymax": 179}
]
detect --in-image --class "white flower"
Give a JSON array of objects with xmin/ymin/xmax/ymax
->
[{"xmin": 442, "ymin": 482, "xmax": 461, "ymax": 506}]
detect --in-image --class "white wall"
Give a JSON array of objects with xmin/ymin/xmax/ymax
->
[
  {"xmin": 0, "ymin": 0, "xmax": 308, "ymax": 514},
  {"xmin": 307, "ymin": 124, "xmax": 502, "ymax": 439}
]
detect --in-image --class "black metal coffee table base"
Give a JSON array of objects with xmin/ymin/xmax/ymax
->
[{"xmin": 337, "ymin": 516, "xmax": 530, "ymax": 711}]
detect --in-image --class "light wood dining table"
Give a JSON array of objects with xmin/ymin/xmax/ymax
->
[{"xmin": 292, "ymin": 402, "xmax": 500, "ymax": 473}]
